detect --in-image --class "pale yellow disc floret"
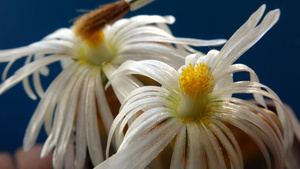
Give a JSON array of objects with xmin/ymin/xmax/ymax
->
[{"xmin": 72, "ymin": 30, "xmax": 117, "ymax": 67}]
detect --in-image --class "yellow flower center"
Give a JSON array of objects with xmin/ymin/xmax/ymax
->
[
  {"xmin": 179, "ymin": 63, "xmax": 214, "ymax": 97},
  {"xmin": 177, "ymin": 63, "xmax": 215, "ymax": 120}
]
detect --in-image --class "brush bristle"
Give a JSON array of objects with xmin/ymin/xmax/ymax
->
[{"xmin": 72, "ymin": 1, "xmax": 130, "ymax": 43}]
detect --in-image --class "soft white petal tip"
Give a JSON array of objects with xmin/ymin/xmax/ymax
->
[
  {"xmin": 22, "ymin": 144, "xmax": 31, "ymax": 152},
  {"xmin": 260, "ymin": 4, "xmax": 266, "ymax": 11},
  {"xmin": 215, "ymin": 39, "xmax": 227, "ymax": 45},
  {"xmin": 125, "ymin": 0, "xmax": 155, "ymax": 11},
  {"xmin": 271, "ymin": 9, "xmax": 281, "ymax": 17},
  {"xmin": 165, "ymin": 15, "xmax": 176, "ymax": 24}
]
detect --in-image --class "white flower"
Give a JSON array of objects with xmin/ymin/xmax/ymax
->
[
  {"xmin": 0, "ymin": 8, "xmax": 225, "ymax": 169},
  {"xmin": 98, "ymin": 5, "xmax": 294, "ymax": 169}
]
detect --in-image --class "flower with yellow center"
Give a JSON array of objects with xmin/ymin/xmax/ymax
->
[
  {"xmin": 0, "ymin": 1, "xmax": 226, "ymax": 168},
  {"xmin": 97, "ymin": 5, "xmax": 294, "ymax": 169}
]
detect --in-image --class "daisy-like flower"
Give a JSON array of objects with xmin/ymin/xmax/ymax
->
[
  {"xmin": 98, "ymin": 5, "xmax": 294, "ymax": 169},
  {"xmin": 0, "ymin": 0, "xmax": 226, "ymax": 168}
]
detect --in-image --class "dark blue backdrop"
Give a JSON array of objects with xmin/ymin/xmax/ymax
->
[{"xmin": 0, "ymin": 0, "xmax": 299, "ymax": 153}]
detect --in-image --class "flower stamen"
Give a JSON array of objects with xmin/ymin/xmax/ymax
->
[{"xmin": 179, "ymin": 63, "xmax": 214, "ymax": 98}]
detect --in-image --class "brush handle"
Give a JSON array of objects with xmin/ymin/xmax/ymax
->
[{"xmin": 125, "ymin": 0, "xmax": 155, "ymax": 11}]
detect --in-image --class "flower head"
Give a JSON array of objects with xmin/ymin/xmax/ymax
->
[
  {"xmin": 98, "ymin": 5, "xmax": 294, "ymax": 169},
  {"xmin": 0, "ymin": 1, "xmax": 225, "ymax": 168}
]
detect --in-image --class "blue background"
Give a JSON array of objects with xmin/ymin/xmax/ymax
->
[{"xmin": 0, "ymin": 0, "xmax": 299, "ymax": 153}]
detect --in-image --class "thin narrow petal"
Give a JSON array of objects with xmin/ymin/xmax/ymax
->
[
  {"xmin": 201, "ymin": 122, "xmax": 227, "ymax": 169},
  {"xmin": 2, "ymin": 59, "xmax": 15, "ymax": 81},
  {"xmin": 52, "ymin": 66, "xmax": 89, "ymax": 169},
  {"xmin": 21, "ymin": 55, "xmax": 37, "ymax": 100},
  {"xmin": 42, "ymin": 28, "xmax": 74, "ymax": 42},
  {"xmin": 95, "ymin": 70, "xmax": 114, "ymax": 133},
  {"xmin": 214, "ymin": 63, "xmax": 266, "ymax": 107},
  {"xmin": 186, "ymin": 122, "xmax": 206, "ymax": 169},
  {"xmin": 97, "ymin": 119, "xmax": 181, "ymax": 169},
  {"xmin": 23, "ymin": 62, "xmax": 80, "ymax": 152},
  {"xmin": 74, "ymin": 74, "xmax": 89, "ymax": 169},
  {"xmin": 110, "ymin": 60, "xmax": 178, "ymax": 90},
  {"xmin": 217, "ymin": 5, "xmax": 266, "ymax": 61},
  {"xmin": 0, "ymin": 40, "xmax": 73, "ymax": 62},
  {"xmin": 42, "ymin": 65, "xmax": 87, "ymax": 158},
  {"xmin": 170, "ymin": 126, "xmax": 187, "ymax": 169},
  {"xmin": 214, "ymin": 8, "xmax": 280, "ymax": 75},
  {"xmin": 209, "ymin": 119, "xmax": 243, "ymax": 169},
  {"xmin": 85, "ymin": 68, "xmax": 103, "ymax": 166},
  {"xmin": 124, "ymin": 36, "xmax": 226, "ymax": 47},
  {"xmin": 0, "ymin": 55, "xmax": 66, "ymax": 95},
  {"xmin": 103, "ymin": 63, "xmax": 142, "ymax": 103}
]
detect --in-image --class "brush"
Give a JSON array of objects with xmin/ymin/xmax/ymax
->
[{"xmin": 72, "ymin": 0, "xmax": 154, "ymax": 45}]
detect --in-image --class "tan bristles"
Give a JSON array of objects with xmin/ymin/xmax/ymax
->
[{"xmin": 72, "ymin": 1, "xmax": 130, "ymax": 45}]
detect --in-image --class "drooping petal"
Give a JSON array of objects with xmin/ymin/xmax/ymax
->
[
  {"xmin": 170, "ymin": 126, "xmax": 187, "ymax": 169},
  {"xmin": 0, "ymin": 55, "xmax": 66, "ymax": 95},
  {"xmin": 21, "ymin": 55, "xmax": 37, "ymax": 100},
  {"xmin": 23, "ymin": 62, "xmax": 80, "ymax": 152},
  {"xmin": 201, "ymin": 122, "xmax": 227, "ymax": 169},
  {"xmin": 42, "ymin": 64, "xmax": 87, "ymax": 159},
  {"xmin": 42, "ymin": 28, "xmax": 75, "ymax": 42},
  {"xmin": 214, "ymin": 63, "xmax": 266, "ymax": 107},
  {"xmin": 186, "ymin": 122, "xmax": 206, "ymax": 169},
  {"xmin": 95, "ymin": 69, "xmax": 114, "ymax": 133},
  {"xmin": 103, "ymin": 63, "xmax": 143, "ymax": 103},
  {"xmin": 84, "ymin": 68, "xmax": 103, "ymax": 166},
  {"xmin": 0, "ymin": 40, "xmax": 73, "ymax": 62},
  {"xmin": 74, "ymin": 74, "xmax": 89, "ymax": 169},
  {"xmin": 209, "ymin": 119, "xmax": 243, "ymax": 169},
  {"xmin": 110, "ymin": 60, "xmax": 179, "ymax": 90},
  {"xmin": 97, "ymin": 119, "xmax": 181, "ymax": 169},
  {"xmin": 52, "ymin": 66, "xmax": 89, "ymax": 169}
]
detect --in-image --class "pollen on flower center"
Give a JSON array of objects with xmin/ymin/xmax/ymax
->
[
  {"xmin": 176, "ymin": 63, "xmax": 215, "ymax": 120},
  {"xmin": 179, "ymin": 63, "xmax": 214, "ymax": 98}
]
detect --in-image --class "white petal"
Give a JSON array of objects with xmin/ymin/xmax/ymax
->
[
  {"xmin": 186, "ymin": 122, "xmax": 206, "ymax": 169},
  {"xmin": 216, "ymin": 102, "xmax": 285, "ymax": 169},
  {"xmin": 0, "ymin": 40, "xmax": 73, "ymax": 62},
  {"xmin": 85, "ymin": 69, "xmax": 103, "ymax": 166},
  {"xmin": 42, "ymin": 28, "xmax": 75, "ymax": 42},
  {"xmin": 95, "ymin": 71, "xmax": 114, "ymax": 133},
  {"xmin": 214, "ymin": 63, "xmax": 266, "ymax": 107},
  {"xmin": 75, "ymin": 74, "xmax": 89, "ymax": 169},
  {"xmin": 124, "ymin": 35, "xmax": 226, "ymax": 47},
  {"xmin": 21, "ymin": 55, "xmax": 37, "ymax": 100},
  {"xmin": 110, "ymin": 60, "xmax": 178, "ymax": 90},
  {"xmin": 209, "ymin": 120, "xmax": 243, "ymax": 169},
  {"xmin": 117, "ymin": 42, "xmax": 187, "ymax": 69},
  {"xmin": 103, "ymin": 64, "xmax": 142, "ymax": 103},
  {"xmin": 170, "ymin": 126, "xmax": 187, "ymax": 169},
  {"xmin": 63, "ymin": 140, "xmax": 75, "ymax": 169},
  {"xmin": 201, "ymin": 122, "xmax": 227, "ymax": 169},
  {"xmin": 32, "ymin": 70, "xmax": 45, "ymax": 98},
  {"xmin": 97, "ymin": 119, "xmax": 181, "ymax": 169},
  {"xmin": 214, "ymin": 7, "xmax": 280, "ymax": 75},
  {"xmin": 119, "ymin": 107, "xmax": 174, "ymax": 150},
  {"xmin": 217, "ymin": 5, "xmax": 266, "ymax": 61},
  {"xmin": 0, "ymin": 55, "xmax": 66, "ymax": 95},
  {"xmin": 42, "ymin": 64, "xmax": 87, "ymax": 158},
  {"xmin": 23, "ymin": 62, "xmax": 80, "ymax": 152},
  {"xmin": 52, "ymin": 66, "xmax": 89, "ymax": 168},
  {"xmin": 108, "ymin": 15, "xmax": 175, "ymax": 45},
  {"xmin": 2, "ymin": 59, "xmax": 15, "ymax": 81}
]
